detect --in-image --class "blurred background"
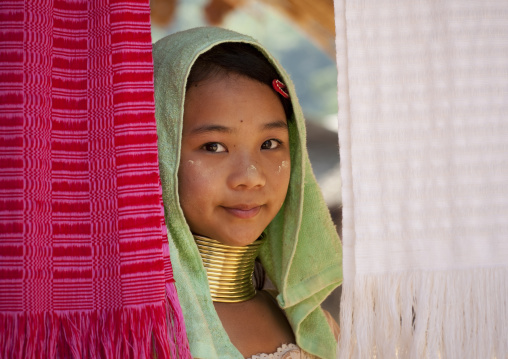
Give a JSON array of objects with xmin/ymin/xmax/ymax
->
[{"xmin": 150, "ymin": 0, "xmax": 342, "ymax": 318}]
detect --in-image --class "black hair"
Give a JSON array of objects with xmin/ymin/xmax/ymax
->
[{"xmin": 186, "ymin": 42, "xmax": 293, "ymax": 120}]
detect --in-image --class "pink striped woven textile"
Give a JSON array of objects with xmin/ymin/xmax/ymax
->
[{"xmin": 0, "ymin": 0, "xmax": 190, "ymax": 357}]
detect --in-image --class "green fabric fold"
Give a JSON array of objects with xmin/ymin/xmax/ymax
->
[{"xmin": 153, "ymin": 26, "xmax": 342, "ymax": 359}]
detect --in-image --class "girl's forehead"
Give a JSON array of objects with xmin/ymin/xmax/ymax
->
[{"xmin": 181, "ymin": 75, "xmax": 288, "ymax": 135}]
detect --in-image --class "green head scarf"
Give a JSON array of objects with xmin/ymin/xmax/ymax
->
[{"xmin": 153, "ymin": 27, "xmax": 342, "ymax": 359}]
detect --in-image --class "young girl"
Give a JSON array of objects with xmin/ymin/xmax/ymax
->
[{"xmin": 153, "ymin": 27, "xmax": 342, "ymax": 359}]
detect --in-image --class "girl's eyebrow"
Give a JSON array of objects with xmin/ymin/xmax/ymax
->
[
  {"xmin": 262, "ymin": 120, "xmax": 288, "ymax": 131},
  {"xmin": 189, "ymin": 124, "xmax": 232, "ymax": 135}
]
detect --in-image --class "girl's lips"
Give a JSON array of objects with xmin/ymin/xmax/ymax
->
[{"xmin": 223, "ymin": 206, "xmax": 261, "ymax": 219}]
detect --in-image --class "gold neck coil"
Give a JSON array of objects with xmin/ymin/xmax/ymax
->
[{"xmin": 194, "ymin": 235, "xmax": 264, "ymax": 303}]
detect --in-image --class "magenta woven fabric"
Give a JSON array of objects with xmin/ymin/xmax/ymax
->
[{"xmin": 0, "ymin": 0, "xmax": 190, "ymax": 357}]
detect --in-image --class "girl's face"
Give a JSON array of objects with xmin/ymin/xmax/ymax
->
[{"xmin": 178, "ymin": 74, "xmax": 291, "ymax": 247}]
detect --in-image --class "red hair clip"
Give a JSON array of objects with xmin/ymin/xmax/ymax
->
[{"xmin": 272, "ymin": 79, "xmax": 289, "ymax": 99}]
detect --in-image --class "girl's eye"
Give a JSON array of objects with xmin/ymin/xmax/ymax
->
[
  {"xmin": 261, "ymin": 139, "xmax": 281, "ymax": 150},
  {"xmin": 202, "ymin": 142, "xmax": 227, "ymax": 153}
]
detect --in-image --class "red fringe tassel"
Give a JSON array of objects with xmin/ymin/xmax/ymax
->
[{"xmin": 0, "ymin": 283, "xmax": 191, "ymax": 359}]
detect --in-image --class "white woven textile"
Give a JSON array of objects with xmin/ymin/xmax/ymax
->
[{"xmin": 334, "ymin": 1, "xmax": 508, "ymax": 358}]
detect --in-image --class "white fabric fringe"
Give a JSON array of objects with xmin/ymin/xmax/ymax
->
[
  {"xmin": 334, "ymin": 1, "xmax": 508, "ymax": 357},
  {"xmin": 339, "ymin": 269, "xmax": 508, "ymax": 358}
]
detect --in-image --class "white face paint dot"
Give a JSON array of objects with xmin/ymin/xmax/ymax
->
[{"xmin": 277, "ymin": 160, "xmax": 289, "ymax": 174}]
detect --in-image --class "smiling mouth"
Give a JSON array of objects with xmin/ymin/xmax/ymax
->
[{"xmin": 222, "ymin": 205, "xmax": 262, "ymax": 219}]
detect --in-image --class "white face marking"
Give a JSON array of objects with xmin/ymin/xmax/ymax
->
[
  {"xmin": 277, "ymin": 160, "xmax": 289, "ymax": 174},
  {"xmin": 247, "ymin": 165, "xmax": 257, "ymax": 173}
]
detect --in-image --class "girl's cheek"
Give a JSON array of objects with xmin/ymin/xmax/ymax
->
[
  {"xmin": 185, "ymin": 159, "xmax": 221, "ymax": 189},
  {"xmin": 181, "ymin": 159, "xmax": 205, "ymax": 178}
]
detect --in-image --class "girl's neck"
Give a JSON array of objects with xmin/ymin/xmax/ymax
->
[{"xmin": 194, "ymin": 234, "xmax": 264, "ymax": 303}]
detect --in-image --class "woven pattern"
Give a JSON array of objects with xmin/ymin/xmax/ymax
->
[
  {"xmin": 0, "ymin": 0, "xmax": 190, "ymax": 357},
  {"xmin": 335, "ymin": 1, "xmax": 508, "ymax": 357}
]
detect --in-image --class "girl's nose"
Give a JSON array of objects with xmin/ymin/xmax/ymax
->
[{"xmin": 226, "ymin": 155, "xmax": 266, "ymax": 190}]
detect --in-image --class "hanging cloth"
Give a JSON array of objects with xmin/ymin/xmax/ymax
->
[
  {"xmin": 0, "ymin": 0, "xmax": 190, "ymax": 357},
  {"xmin": 335, "ymin": 1, "xmax": 508, "ymax": 358}
]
